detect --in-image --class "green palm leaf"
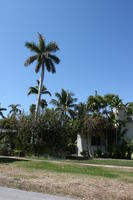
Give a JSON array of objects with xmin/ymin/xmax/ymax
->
[
  {"xmin": 24, "ymin": 55, "xmax": 38, "ymax": 66},
  {"xmin": 25, "ymin": 42, "xmax": 40, "ymax": 53}
]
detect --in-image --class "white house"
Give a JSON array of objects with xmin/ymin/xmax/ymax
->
[{"xmin": 77, "ymin": 109, "xmax": 133, "ymax": 156}]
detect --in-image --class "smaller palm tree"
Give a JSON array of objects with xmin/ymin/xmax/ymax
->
[
  {"xmin": 40, "ymin": 99, "xmax": 48, "ymax": 110},
  {"xmin": 0, "ymin": 105, "xmax": 7, "ymax": 118},
  {"xmin": 75, "ymin": 103, "xmax": 87, "ymax": 120},
  {"xmin": 51, "ymin": 89, "xmax": 77, "ymax": 119},
  {"xmin": 29, "ymin": 104, "xmax": 36, "ymax": 115},
  {"xmin": 9, "ymin": 104, "xmax": 21, "ymax": 116},
  {"xmin": 28, "ymin": 80, "xmax": 51, "ymax": 113},
  {"xmin": 27, "ymin": 80, "xmax": 51, "ymax": 96}
]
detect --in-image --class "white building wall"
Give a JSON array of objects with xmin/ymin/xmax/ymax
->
[
  {"xmin": 77, "ymin": 134, "xmax": 83, "ymax": 156},
  {"xmin": 77, "ymin": 109, "xmax": 133, "ymax": 156},
  {"xmin": 125, "ymin": 122, "xmax": 133, "ymax": 140},
  {"xmin": 77, "ymin": 134, "xmax": 106, "ymax": 156}
]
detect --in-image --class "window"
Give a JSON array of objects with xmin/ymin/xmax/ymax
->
[{"xmin": 91, "ymin": 136, "xmax": 101, "ymax": 146}]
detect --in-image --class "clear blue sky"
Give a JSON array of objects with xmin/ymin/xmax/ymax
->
[{"xmin": 0, "ymin": 0, "xmax": 133, "ymax": 113}]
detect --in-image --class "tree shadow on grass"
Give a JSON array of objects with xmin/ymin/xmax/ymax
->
[{"xmin": 0, "ymin": 157, "xmax": 28, "ymax": 164}]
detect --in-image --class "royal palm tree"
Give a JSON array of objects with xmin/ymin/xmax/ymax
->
[
  {"xmin": 51, "ymin": 89, "xmax": 77, "ymax": 119},
  {"xmin": 0, "ymin": 105, "xmax": 7, "ymax": 118},
  {"xmin": 9, "ymin": 104, "xmax": 21, "ymax": 116},
  {"xmin": 24, "ymin": 33, "xmax": 60, "ymax": 119}
]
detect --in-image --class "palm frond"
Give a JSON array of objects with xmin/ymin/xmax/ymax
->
[
  {"xmin": 38, "ymin": 33, "xmax": 45, "ymax": 51},
  {"xmin": 0, "ymin": 108, "xmax": 7, "ymax": 111},
  {"xmin": 49, "ymin": 54, "xmax": 60, "ymax": 64},
  {"xmin": 24, "ymin": 55, "xmax": 38, "ymax": 66},
  {"xmin": 46, "ymin": 42, "xmax": 59, "ymax": 52},
  {"xmin": 45, "ymin": 60, "xmax": 51, "ymax": 72},
  {"xmin": 27, "ymin": 87, "xmax": 38, "ymax": 95},
  {"xmin": 35, "ymin": 62, "xmax": 41, "ymax": 73},
  {"xmin": 25, "ymin": 42, "xmax": 40, "ymax": 53},
  {"xmin": 0, "ymin": 112, "xmax": 5, "ymax": 118},
  {"xmin": 41, "ymin": 86, "xmax": 51, "ymax": 96},
  {"xmin": 50, "ymin": 99, "xmax": 59, "ymax": 106},
  {"xmin": 55, "ymin": 92, "xmax": 61, "ymax": 99},
  {"xmin": 49, "ymin": 60, "xmax": 56, "ymax": 73},
  {"xmin": 36, "ymin": 80, "xmax": 40, "ymax": 86}
]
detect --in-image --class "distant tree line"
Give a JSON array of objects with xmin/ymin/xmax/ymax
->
[{"xmin": 0, "ymin": 90, "xmax": 133, "ymax": 158}]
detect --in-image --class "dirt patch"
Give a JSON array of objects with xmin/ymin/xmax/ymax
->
[{"xmin": 0, "ymin": 164, "xmax": 133, "ymax": 200}]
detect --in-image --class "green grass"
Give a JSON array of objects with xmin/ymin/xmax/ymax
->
[
  {"xmin": 73, "ymin": 158, "xmax": 133, "ymax": 167},
  {"xmin": 1, "ymin": 157, "xmax": 133, "ymax": 181},
  {"xmin": 26, "ymin": 155, "xmax": 133, "ymax": 167},
  {"xmin": 13, "ymin": 159, "xmax": 133, "ymax": 180}
]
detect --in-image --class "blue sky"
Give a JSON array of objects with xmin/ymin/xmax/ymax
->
[{"xmin": 0, "ymin": 0, "xmax": 133, "ymax": 113}]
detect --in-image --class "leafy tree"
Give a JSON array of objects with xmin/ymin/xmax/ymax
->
[
  {"xmin": 125, "ymin": 102, "xmax": 133, "ymax": 115},
  {"xmin": 104, "ymin": 94, "xmax": 123, "ymax": 112},
  {"xmin": 75, "ymin": 102, "xmax": 87, "ymax": 120},
  {"xmin": 87, "ymin": 91, "xmax": 105, "ymax": 115},
  {"xmin": 8, "ymin": 104, "xmax": 21, "ymax": 116},
  {"xmin": 29, "ymin": 104, "xmax": 36, "ymax": 115},
  {"xmin": 40, "ymin": 99, "xmax": 48, "ymax": 113},
  {"xmin": 51, "ymin": 89, "xmax": 77, "ymax": 120},
  {"xmin": 24, "ymin": 33, "xmax": 60, "ymax": 119}
]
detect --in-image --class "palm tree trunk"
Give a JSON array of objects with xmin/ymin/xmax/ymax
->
[{"xmin": 35, "ymin": 64, "xmax": 45, "ymax": 120}]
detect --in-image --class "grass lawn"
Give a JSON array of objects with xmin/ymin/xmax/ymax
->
[
  {"xmin": 1, "ymin": 157, "xmax": 133, "ymax": 180},
  {"xmin": 26, "ymin": 155, "xmax": 133, "ymax": 167},
  {"xmin": 72, "ymin": 158, "xmax": 133, "ymax": 167},
  {"xmin": 17, "ymin": 160, "xmax": 133, "ymax": 180},
  {"xmin": 1, "ymin": 157, "xmax": 133, "ymax": 200}
]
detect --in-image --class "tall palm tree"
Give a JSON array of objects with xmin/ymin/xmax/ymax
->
[
  {"xmin": 0, "ymin": 105, "xmax": 7, "ymax": 118},
  {"xmin": 9, "ymin": 104, "xmax": 21, "ymax": 116},
  {"xmin": 24, "ymin": 33, "xmax": 60, "ymax": 119},
  {"xmin": 51, "ymin": 89, "xmax": 77, "ymax": 119}
]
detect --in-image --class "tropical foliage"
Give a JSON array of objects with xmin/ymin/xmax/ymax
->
[
  {"xmin": 0, "ymin": 90, "xmax": 132, "ymax": 158},
  {"xmin": 51, "ymin": 89, "xmax": 77, "ymax": 120}
]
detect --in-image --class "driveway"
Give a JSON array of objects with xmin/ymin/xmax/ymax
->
[{"xmin": 0, "ymin": 187, "xmax": 76, "ymax": 200}]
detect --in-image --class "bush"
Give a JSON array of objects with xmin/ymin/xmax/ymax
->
[{"xmin": 13, "ymin": 149, "xmax": 25, "ymax": 157}]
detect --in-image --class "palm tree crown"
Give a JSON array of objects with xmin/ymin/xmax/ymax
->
[
  {"xmin": 51, "ymin": 89, "xmax": 77, "ymax": 119},
  {"xmin": 27, "ymin": 80, "xmax": 51, "ymax": 96},
  {"xmin": 9, "ymin": 104, "xmax": 21, "ymax": 116},
  {"xmin": 24, "ymin": 33, "xmax": 60, "ymax": 118}
]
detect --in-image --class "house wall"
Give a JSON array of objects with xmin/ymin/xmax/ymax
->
[
  {"xmin": 77, "ymin": 109, "xmax": 133, "ymax": 156},
  {"xmin": 77, "ymin": 134, "xmax": 106, "ymax": 156},
  {"xmin": 77, "ymin": 134, "xmax": 87, "ymax": 156},
  {"xmin": 125, "ymin": 122, "xmax": 133, "ymax": 140}
]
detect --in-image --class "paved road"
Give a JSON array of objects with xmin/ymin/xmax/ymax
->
[{"xmin": 0, "ymin": 187, "xmax": 76, "ymax": 200}]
